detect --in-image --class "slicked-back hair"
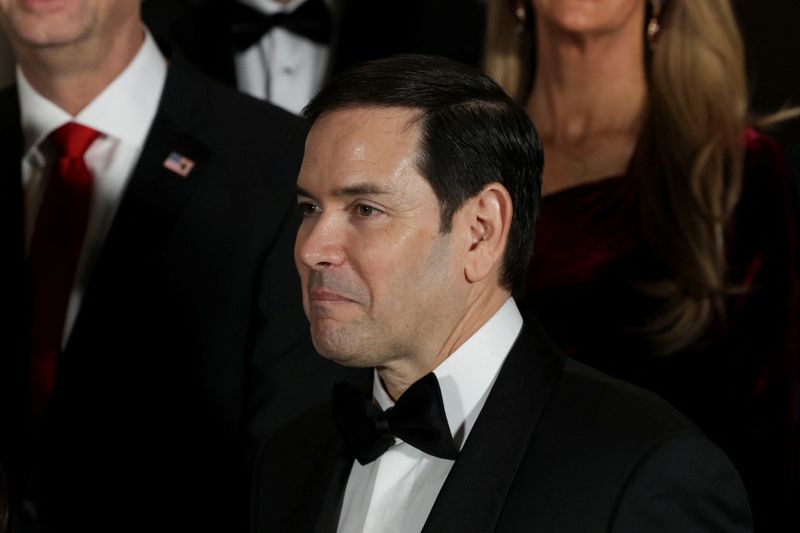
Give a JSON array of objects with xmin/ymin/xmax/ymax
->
[{"xmin": 303, "ymin": 54, "xmax": 543, "ymax": 291}]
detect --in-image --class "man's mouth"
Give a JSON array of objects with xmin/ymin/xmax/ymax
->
[{"xmin": 309, "ymin": 289, "xmax": 354, "ymax": 303}]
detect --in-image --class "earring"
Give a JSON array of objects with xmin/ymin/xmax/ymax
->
[
  {"xmin": 647, "ymin": 0, "xmax": 663, "ymax": 48},
  {"xmin": 509, "ymin": 0, "xmax": 529, "ymax": 35}
]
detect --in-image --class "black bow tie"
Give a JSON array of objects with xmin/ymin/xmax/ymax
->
[
  {"xmin": 332, "ymin": 373, "xmax": 458, "ymax": 465},
  {"xmin": 227, "ymin": 0, "xmax": 332, "ymax": 51}
]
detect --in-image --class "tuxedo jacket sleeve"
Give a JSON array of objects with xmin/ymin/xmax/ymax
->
[
  {"xmin": 252, "ymin": 320, "xmax": 752, "ymax": 533},
  {"xmin": 0, "ymin": 55, "xmax": 350, "ymax": 533}
]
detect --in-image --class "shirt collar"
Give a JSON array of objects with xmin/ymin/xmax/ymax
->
[
  {"xmin": 17, "ymin": 27, "xmax": 167, "ymax": 156},
  {"xmin": 240, "ymin": 0, "xmax": 312, "ymax": 15},
  {"xmin": 373, "ymin": 297, "xmax": 524, "ymax": 450}
]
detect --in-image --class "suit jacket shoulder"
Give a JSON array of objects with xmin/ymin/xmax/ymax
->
[
  {"xmin": 531, "ymin": 359, "xmax": 749, "ymax": 528},
  {"xmin": 476, "ymin": 323, "xmax": 752, "ymax": 532}
]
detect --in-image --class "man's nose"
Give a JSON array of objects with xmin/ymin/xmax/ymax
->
[{"xmin": 295, "ymin": 214, "xmax": 347, "ymax": 271}]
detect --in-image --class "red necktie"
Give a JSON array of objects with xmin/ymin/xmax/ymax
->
[{"xmin": 27, "ymin": 122, "xmax": 101, "ymax": 417}]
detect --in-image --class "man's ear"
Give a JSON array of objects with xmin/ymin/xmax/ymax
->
[{"xmin": 462, "ymin": 183, "xmax": 513, "ymax": 284}]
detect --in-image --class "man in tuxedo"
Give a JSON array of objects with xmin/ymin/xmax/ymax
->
[
  {"xmin": 0, "ymin": 1, "xmax": 346, "ymax": 532},
  {"xmin": 140, "ymin": 0, "xmax": 485, "ymax": 114},
  {"xmin": 144, "ymin": 0, "xmax": 337, "ymax": 115},
  {"xmin": 251, "ymin": 55, "xmax": 753, "ymax": 532}
]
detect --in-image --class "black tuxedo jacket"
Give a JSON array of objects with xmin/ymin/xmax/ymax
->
[
  {"xmin": 0, "ymin": 56, "xmax": 348, "ymax": 533},
  {"xmin": 252, "ymin": 319, "xmax": 753, "ymax": 532}
]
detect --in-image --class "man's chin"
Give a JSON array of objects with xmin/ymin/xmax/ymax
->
[
  {"xmin": 311, "ymin": 335, "xmax": 373, "ymax": 369},
  {"xmin": 314, "ymin": 346, "xmax": 367, "ymax": 368},
  {"xmin": 7, "ymin": 22, "xmax": 86, "ymax": 49}
]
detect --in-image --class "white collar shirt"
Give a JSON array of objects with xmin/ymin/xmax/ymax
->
[
  {"xmin": 337, "ymin": 298, "xmax": 524, "ymax": 533},
  {"xmin": 234, "ymin": 0, "xmax": 331, "ymax": 115},
  {"xmin": 18, "ymin": 28, "xmax": 167, "ymax": 347}
]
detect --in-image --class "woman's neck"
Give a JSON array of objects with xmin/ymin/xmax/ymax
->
[
  {"xmin": 529, "ymin": 17, "xmax": 648, "ymax": 193},
  {"xmin": 529, "ymin": 22, "xmax": 647, "ymax": 144}
]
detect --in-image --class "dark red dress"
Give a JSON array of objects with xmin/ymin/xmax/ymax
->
[{"xmin": 521, "ymin": 129, "xmax": 799, "ymax": 531}]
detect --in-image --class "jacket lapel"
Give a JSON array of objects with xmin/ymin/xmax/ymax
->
[
  {"xmin": 252, "ymin": 371, "xmax": 371, "ymax": 533},
  {"xmin": 422, "ymin": 319, "xmax": 566, "ymax": 533},
  {"xmin": 65, "ymin": 57, "xmax": 210, "ymax": 350},
  {"xmin": 254, "ymin": 410, "xmax": 355, "ymax": 533},
  {"xmin": 303, "ymin": 374, "xmax": 371, "ymax": 533},
  {"xmin": 307, "ymin": 376, "xmax": 372, "ymax": 533},
  {"xmin": 308, "ymin": 439, "xmax": 354, "ymax": 533}
]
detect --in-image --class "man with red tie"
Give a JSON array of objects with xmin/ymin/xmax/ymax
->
[{"xmin": 0, "ymin": 1, "xmax": 344, "ymax": 532}]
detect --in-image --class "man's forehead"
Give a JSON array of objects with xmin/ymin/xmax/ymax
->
[
  {"xmin": 299, "ymin": 106, "xmax": 424, "ymax": 193},
  {"xmin": 308, "ymin": 106, "xmax": 421, "ymax": 148}
]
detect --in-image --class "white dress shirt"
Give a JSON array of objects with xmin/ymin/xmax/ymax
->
[
  {"xmin": 18, "ymin": 28, "xmax": 167, "ymax": 347},
  {"xmin": 337, "ymin": 298, "xmax": 524, "ymax": 533},
  {"xmin": 234, "ymin": 0, "xmax": 331, "ymax": 115}
]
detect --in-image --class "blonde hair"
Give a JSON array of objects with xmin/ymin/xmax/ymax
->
[{"xmin": 485, "ymin": 0, "xmax": 748, "ymax": 354}]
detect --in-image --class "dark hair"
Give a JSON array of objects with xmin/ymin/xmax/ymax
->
[{"xmin": 303, "ymin": 54, "xmax": 543, "ymax": 291}]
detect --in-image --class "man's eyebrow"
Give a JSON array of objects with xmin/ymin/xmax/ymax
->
[
  {"xmin": 296, "ymin": 186, "xmax": 315, "ymax": 199},
  {"xmin": 333, "ymin": 183, "xmax": 392, "ymax": 197},
  {"xmin": 296, "ymin": 183, "xmax": 393, "ymax": 198}
]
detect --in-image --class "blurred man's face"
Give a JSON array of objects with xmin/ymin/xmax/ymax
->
[
  {"xmin": 295, "ymin": 107, "xmax": 467, "ymax": 369},
  {"xmin": 0, "ymin": 0, "xmax": 139, "ymax": 50}
]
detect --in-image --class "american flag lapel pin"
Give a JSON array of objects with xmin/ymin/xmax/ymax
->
[{"xmin": 163, "ymin": 151, "xmax": 195, "ymax": 177}]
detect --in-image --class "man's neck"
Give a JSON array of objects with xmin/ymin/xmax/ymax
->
[
  {"xmin": 377, "ymin": 287, "xmax": 511, "ymax": 401},
  {"xmin": 14, "ymin": 24, "xmax": 144, "ymax": 116}
]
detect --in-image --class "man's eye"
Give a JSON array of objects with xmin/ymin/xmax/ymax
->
[
  {"xmin": 355, "ymin": 204, "xmax": 382, "ymax": 217},
  {"xmin": 297, "ymin": 202, "xmax": 321, "ymax": 216}
]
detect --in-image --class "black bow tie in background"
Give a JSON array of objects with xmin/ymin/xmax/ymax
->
[
  {"xmin": 332, "ymin": 373, "xmax": 458, "ymax": 465},
  {"xmin": 227, "ymin": 0, "xmax": 332, "ymax": 51}
]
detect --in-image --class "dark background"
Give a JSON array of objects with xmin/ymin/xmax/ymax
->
[{"xmin": 734, "ymin": 0, "xmax": 800, "ymax": 115}]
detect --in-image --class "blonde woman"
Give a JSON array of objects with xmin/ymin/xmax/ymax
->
[{"xmin": 485, "ymin": 0, "xmax": 798, "ymax": 530}]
